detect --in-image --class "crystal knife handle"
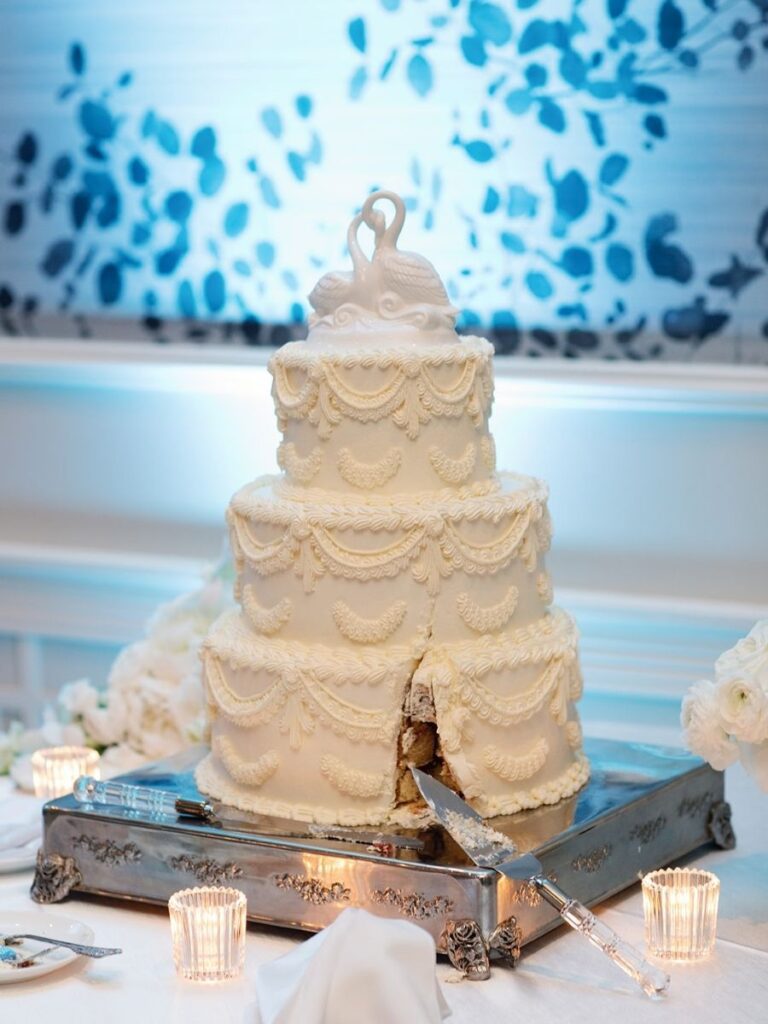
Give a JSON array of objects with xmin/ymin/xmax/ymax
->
[
  {"xmin": 73, "ymin": 776, "xmax": 213, "ymax": 820},
  {"xmin": 534, "ymin": 877, "xmax": 670, "ymax": 1000}
]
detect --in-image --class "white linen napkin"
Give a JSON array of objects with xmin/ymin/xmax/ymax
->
[{"xmin": 254, "ymin": 908, "xmax": 451, "ymax": 1024}]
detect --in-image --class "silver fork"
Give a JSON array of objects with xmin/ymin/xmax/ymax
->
[{"xmin": 2, "ymin": 934, "xmax": 122, "ymax": 958}]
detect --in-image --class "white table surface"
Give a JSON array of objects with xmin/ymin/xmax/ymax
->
[{"xmin": 1, "ymin": 760, "xmax": 766, "ymax": 1024}]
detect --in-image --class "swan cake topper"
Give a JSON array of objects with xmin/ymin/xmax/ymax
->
[{"xmin": 307, "ymin": 190, "xmax": 459, "ymax": 342}]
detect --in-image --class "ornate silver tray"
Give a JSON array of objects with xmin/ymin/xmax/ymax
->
[{"xmin": 33, "ymin": 738, "xmax": 734, "ymax": 978}]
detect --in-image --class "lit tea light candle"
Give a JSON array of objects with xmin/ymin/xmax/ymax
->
[
  {"xmin": 31, "ymin": 746, "xmax": 101, "ymax": 799},
  {"xmin": 642, "ymin": 867, "xmax": 720, "ymax": 961},
  {"xmin": 169, "ymin": 886, "xmax": 246, "ymax": 982}
]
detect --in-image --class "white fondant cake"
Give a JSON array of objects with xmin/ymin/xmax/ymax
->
[{"xmin": 197, "ymin": 190, "xmax": 589, "ymax": 824}]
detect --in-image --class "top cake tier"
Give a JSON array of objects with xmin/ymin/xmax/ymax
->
[
  {"xmin": 270, "ymin": 336, "xmax": 496, "ymax": 496},
  {"xmin": 270, "ymin": 190, "xmax": 498, "ymax": 497}
]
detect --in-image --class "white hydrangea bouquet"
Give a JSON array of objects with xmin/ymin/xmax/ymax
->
[
  {"xmin": 0, "ymin": 555, "xmax": 235, "ymax": 786},
  {"xmin": 682, "ymin": 619, "xmax": 768, "ymax": 790}
]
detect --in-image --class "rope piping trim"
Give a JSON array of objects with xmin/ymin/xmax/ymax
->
[{"xmin": 230, "ymin": 471, "xmax": 548, "ymax": 523}]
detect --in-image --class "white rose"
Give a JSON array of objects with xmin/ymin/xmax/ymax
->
[
  {"xmin": 0, "ymin": 722, "xmax": 24, "ymax": 774},
  {"xmin": 59, "ymin": 678, "xmax": 100, "ymax": 719},
  {"xmin": 80, "ymin": 691, "xmax": 129, "ymax": 747},
  {"xmin": 114, "ymin": 675, "xmax": 185, "ymax": 760},
  {"xmin": 99, "ymin": 743, "xmax": 148, "ymax": 779},
  {"xmin": 681, "ymin": 679, "xmax": 738, "ymax": 770},
  {"xmin": 739, "ymin": 738, "xmax": 768, "ymax": 792},
  {"xmin": 168, "ymin": 670, "xmax": 206, "ymax": 744},
  {"xmin": 716, "ymin": 619, "xmax": 768, "ymax": 687},
  {"xmin": 716, "ymin": 675, "xmax": 768, "ymax": 744}
]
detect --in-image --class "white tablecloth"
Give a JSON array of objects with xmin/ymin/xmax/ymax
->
[{"xmin": 1, "ymin": 762, "xmax": 766, "ymax": 1024}]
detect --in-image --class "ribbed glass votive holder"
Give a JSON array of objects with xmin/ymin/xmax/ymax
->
[
  {"xmin": 169, "ymin": 886, "xmax": 246, "ymax": 982},
  {"xmin": 642, "ymin": 868, "xmax": 720, "ymax": 961},
  {"xmin": 31, "ymin": 746, "xmax": 101, "ymax": 799}
]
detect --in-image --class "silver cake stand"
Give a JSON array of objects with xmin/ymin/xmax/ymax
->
[{"xmin": 32, "ymin": 737, "xmax": 734, "ymax": 979}]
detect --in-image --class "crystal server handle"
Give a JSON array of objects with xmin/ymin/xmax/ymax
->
[
  {"xmin": 534, "ymin": 877, "xmax": 670, "ymax": 1000},
  {"xmin": 72, "ymin": 775, "xmax": 210, "ymax": 819}
]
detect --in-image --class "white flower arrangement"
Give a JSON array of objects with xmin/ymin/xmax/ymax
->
[
  {"xmin": 0, "ymin": 555, "xmax": 235, "ymax": 787},
  {"xmin": 682, "ymin": 619, "xmax": 768, "ymax": 790}
]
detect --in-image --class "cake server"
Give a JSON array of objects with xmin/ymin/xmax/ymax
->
[
  {"xmin": 72, "ymin": 776, "xmax": 423, "ymax": 852},
  {"xmin": 410, "ymin": 768, "xmax": 670, "ymax": 999}
]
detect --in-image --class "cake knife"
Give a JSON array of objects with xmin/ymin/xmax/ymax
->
[
  {"xmin": 410, "ymin": 768, "xmax": 670, "ymax": 999},
  {"xmin": 72, "ymin": 776, "xmax": 423, "ymax": 852}
]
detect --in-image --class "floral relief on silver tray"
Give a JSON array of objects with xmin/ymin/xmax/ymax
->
[
  {"xmin": 170, "ymin": 853, "xmax": 243, "ymax": 885},
  {"xmin": 273, "ymin": 872, "xmax": 351, "ymax": 905},
  {"xmin": 677, "ymin": 792, "xmax": 714, "ymax": 819},
  {"xmin": 73, "ymin": 834, "xmax": 143, "ymax": 866},
  {"xmin": 571, "ymin": 843, "xmax": 613, "ymax": 873},
  {"xmin": 30, "ymin": 850, "xmax": 82, "ymax": 904},
  {"xmin": 628, "ymin": 815, "xmax": 667, "ymax": 845},
  {"xmin": 370, "ymin": 886, "xmax": 454, "ymax": 920},
  {"xmin": 508, "ymin": 870, "xmax": 558, "ymax": 907}
]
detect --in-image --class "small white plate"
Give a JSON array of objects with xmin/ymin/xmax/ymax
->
[
  {"xmin": 0, "ymin": 912, "xmax": 95, "ymax": 984},
  {"xmin": 0, "ymin": 838, "xmax": 39, "ymax": 874}
]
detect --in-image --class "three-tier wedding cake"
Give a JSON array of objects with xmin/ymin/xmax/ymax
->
[{"xmin": 196, "ymin": 190, "xmax": 589, "ymax": 825}]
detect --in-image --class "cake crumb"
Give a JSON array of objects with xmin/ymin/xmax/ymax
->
[{"xmin": 442, "ymin": 808, "xmax": 513, "ymax": 858}]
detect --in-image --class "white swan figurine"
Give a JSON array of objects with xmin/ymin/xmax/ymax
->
[
  {"xmin": 361, "ymin": 190, "xmax": 451, "ymax": 307},
  {"xmin": 308, "ymin": 212, "xmax": 381, "ymax": 319}
]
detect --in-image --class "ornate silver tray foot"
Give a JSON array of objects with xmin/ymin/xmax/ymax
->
[
  {"xmin": 30, "ymin": 850, "xmax": 82, "ymax": 904},
  {"xmin": 707, "ymin": 800, "xmax": 736, "ymax": 850},
  {"xmin": 488, "ymin": 916, "xmax": 522, "ymax": 969},
  {"xmin": 440, "ymin": 919, "xmax": 491, "ymax": 981}
]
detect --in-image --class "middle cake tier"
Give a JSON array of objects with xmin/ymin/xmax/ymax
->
[{"xmin": 228, "ymin": 471, "xmax": 554, "ymax": 646}]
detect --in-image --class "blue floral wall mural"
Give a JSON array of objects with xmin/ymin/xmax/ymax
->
[{"xmin": 0, "ymin": 0, "xmax": 766, "ymax": 360}]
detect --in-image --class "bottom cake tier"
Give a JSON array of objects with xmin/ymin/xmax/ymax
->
[{"xmin": 197, "ymin": 607, "xmax": 589, "ymax": 825}]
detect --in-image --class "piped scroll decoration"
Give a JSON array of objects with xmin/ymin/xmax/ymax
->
[
  {"xmin": 480, "ymin": 436, "xmax": 496, "ymax": 472},
  {"xmin": 308, "ymin": 191, "xmax": 458, "ymax": 336},
  {"xmin": 428, "ymin": 443, "xmax": 476, "ymax": 485},
  {"xmin": 331, "ymin": 599, "xmax": 407, "ymax": 644},
  {"xmin": 483, "ymin": 738, "xmax": 549, "ymax": 782},
  {"xmin": 319, "ymin": 754, "xmax": 387, "ymax": 798},
  {"xmin": 337, "ymin": 446, "xmax": 402, "ymax": 489},
  {"xmin": 242, "ymin": 586, "xmax": 293, "ymax": 636},
  {"xmin": 456, "ymin": 586, "xmax": 518, "ymax": 634},
  {"xmin": 213, "ymin": 734, "xmax": 280, "ymax": 786},
  {"xmin": 277, "ymin": 442, "xmax": 324, "ymax": 484},
  {"xmin": 537, "ymin": 571, "xmax": 553, "ymax": 604}
]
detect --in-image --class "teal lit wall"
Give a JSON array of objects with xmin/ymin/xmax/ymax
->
[{"xmin": 1, "ymin": 0, "xmax": 767, "ymax": 360}]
